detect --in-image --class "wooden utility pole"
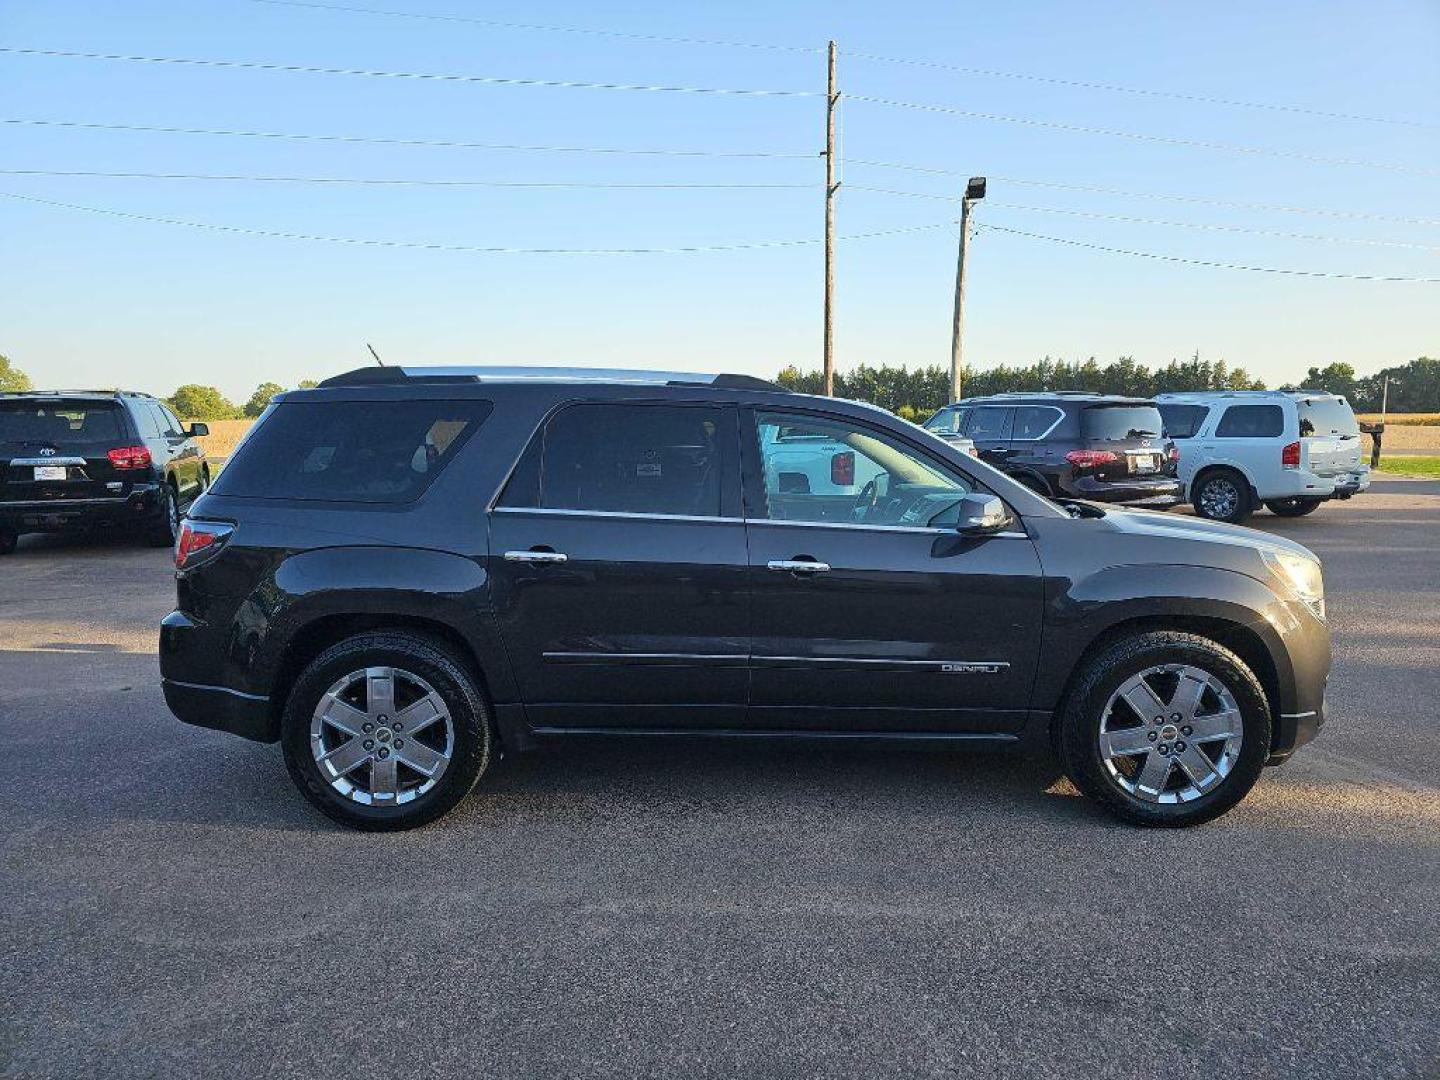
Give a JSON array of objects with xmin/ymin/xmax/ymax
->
[
  {"xmin": 948, "ymin": 177, "xmax": 986, "ymax": 403},
  {"xmin": 823, "ymin": 40, "xmax": 838, "ymax": 396}
]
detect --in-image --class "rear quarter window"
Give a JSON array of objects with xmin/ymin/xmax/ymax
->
[{"xmin": 211, "ymin": 399, "xmax": 492, "ymax": 503}]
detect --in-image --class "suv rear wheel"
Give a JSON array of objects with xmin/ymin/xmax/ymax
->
[
  {"xmin": 1193, "ymin": 468, "xmax": 1253, "ymax": 524},
  {"xmin": 147, "ymin": 482, "xmax": 180, "ymax": 547},
  {"xmin": 281, "ymin": 631, "xmax": 493, "ymax": 831},
  {"xmin": 1057, "ymin": 631, "xmax": 1271, "ymax": 827},
  {"xmin": 1265, "ymin": 497, "xmax": 1322, "ymax": 517}
]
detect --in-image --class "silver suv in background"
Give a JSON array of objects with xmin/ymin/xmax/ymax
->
[{"xmin": 1157, "ymin": 390, "xmax": 1369, "ymax": 523}]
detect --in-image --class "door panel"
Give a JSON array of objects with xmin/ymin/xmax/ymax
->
[
  {"xmin": 489, "ymin": 510, "xmax": 749, "ymax": 727},
  {"xmin": 746, "ymin": 522, "xmax": 1043, "ymax": 731}
]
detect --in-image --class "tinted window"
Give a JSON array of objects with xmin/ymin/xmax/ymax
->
[
  {"xmin": 755, "ymin": 411, "xmax": 973, "ymax": 528},
  {"xmin": 1158, "ymin": 404, "xmax": 1209, "ymax": 439},
  {"xmin": 1013, "ymin": 406, "xmax": 1061, "ymax": 440},
  {"xmin": 924, "ymin": 407, "xmax": 967, "ymax": 435},
  {"xmin": 1297, "ymin": 397, "xmax": 1359, "ymax": 437},
  {"xmin": 1216, "ymin": 404, "xmax": 1284, "ymax": 439},
  {"xmin": 1081, "ymin": 405, "xmax": 1164, "ymax": 440},
  {"xmin": 0, "ymin": 400, "xmax": 126, "ymax": 447},
  {"xmin": 160, "ymin": 405, "xmax": 186, "ymax": 436},
  {"xmin": 963, "ymin": 407, "xmax": 1012, "ymax": 441},
  {"xmin": 212, "ymin": 400, "xmax": 491, "ymax": 503},
  {"xmin": 147, "ymin": 403, "xmax": 176, "ymax": 438},
  {"xmin": 538, "ymin": 403, "xmax": 723, "ymax": 517}
]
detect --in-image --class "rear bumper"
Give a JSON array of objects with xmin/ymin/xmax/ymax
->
[
  {"xmin": 162, "ymin": 678, "xmax": 276, "ymax": 743},
  {"xmin": 0, "ymin": 486, "xmax": 163, "ymax": 533},
  {"xmin": 1062, "ymin": 475, "xmax": 1184, "ymax": 507},
  {"xmin": 1323, "ymin": 469, "xmax": 1371, "ymax": 500}
]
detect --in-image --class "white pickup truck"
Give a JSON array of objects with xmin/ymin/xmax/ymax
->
[{"xmin": 1156, "ymin": 390, "xmax": 1369, "ymax": 523}]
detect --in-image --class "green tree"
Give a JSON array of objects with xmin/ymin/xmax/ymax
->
[
  {"xmin": 1352, "ymin": 357, "xmax": 1439, "ymax": 412},
  {"xmin": 1303, "ymin": 362, "xmax": 1357, "ymax": 400},
  {"xmin": 243, "ymin": 381, "xmax": 285, "ymax": 417},
  {"xmin": 297, "ymin": 379, "xmax": 319, "ymax": 390},
  {"xmin": 167, "ymin": 384, "xmax": 240, "ymax": 420},
  {"xmin": 0, "ymin": 354, "xmax": 32, "ymax": 392}
]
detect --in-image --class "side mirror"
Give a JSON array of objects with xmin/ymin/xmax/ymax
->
[
  {"xmin": 955, "ymin": 493, "xmax": 1011, "ymax": 535},
  {"xmin": 188, "ymin": 422, "xmax": 209, "ymax": 438}
]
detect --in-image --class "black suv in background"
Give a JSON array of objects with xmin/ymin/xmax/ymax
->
[
  {"xmin": 924, "ymin": 393, "xmax": 1182, "ymax": 508},
  {"xmin": 0, "ymin": 390, "xmax": 210, "ymax": 553},
  {"xmin": 161, "ymin": 367, "xmax": 1331, "ymax": 832}
]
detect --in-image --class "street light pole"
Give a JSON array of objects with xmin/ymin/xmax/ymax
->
[
  {"xmin": 949, "ymin": 177, "xmax": 986, "ymax": 403},
  {"xmin": 822, "ymin": 40, "xmax": 838, "ymax": 396}
]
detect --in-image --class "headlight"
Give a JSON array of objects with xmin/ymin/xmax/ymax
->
[{"xmin": 1262, "ymin": 549, "xmax": 1325, "ymax": 620}]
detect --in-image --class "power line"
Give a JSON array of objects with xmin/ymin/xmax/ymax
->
[
  {"xmin": 845, "ymin": 168, "xmax": 1440, "ymax": 228},
  {"xmin": 0, "ymin": 191, "xmax": 949, "ymax": 254},
  {"xmin": 0, "ymin": 47, "xmax": 819, "ymax": 97},
  {"xmin": 246, "ymin": 0, "xmax": 1431, "ymax": 130},
  {"xmin": 247, "ymin": 0, "xmax": 820, "ymax": 53},
  {"xmin": 977, "ymin": 223, "xmax": 1440, "ymax": 283},
  {"xmin": 0, "ymin": 117, "xmax": 815, "ymax": 159},
  {"xmin": 846, "ymin": 95, "xmax": 1440, "ymax": 176},
  {"xmin": 0, "ymin": 168, "xmax": 816, "ymax": 190},
  {"xmin": 845, "ymin": 51, "xmax": 1436, "ymax": 130},
  {"xmin": 849, "ymin": 186, "xmax": 1440, "ymax": 248}
]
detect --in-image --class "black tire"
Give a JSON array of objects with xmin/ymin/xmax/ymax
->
[
  {"xmin": 281, "ymin": 631, "xmax": 492, "ymax": 831},
  {"xmin": 1057, "ymin": 631, "xmax": 1271, "ymax": 828},
  {"xmin": 1265, "ymin": 497, "xmax": 1322, "ymax": 517},
  {"xmin": 1192, "ymin": 468, "xmax": 1254, "ymax": 524},
  {"xmin": 0, "ymin": 529, "xmax": 17, "ymax": 556},
  {"xmin": 146, "ymin": 482, "xmax": 180, "ymax": 547}
]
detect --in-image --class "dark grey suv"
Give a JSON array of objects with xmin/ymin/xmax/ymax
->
[{"xmin": 160, "ymin": 367, "xmax": 1330, "ymax": 831}]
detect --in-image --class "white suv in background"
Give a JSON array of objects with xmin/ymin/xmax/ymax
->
[{"xmin": 1157, "ymin": 390, "xmax": 1369, "ymax": 523}]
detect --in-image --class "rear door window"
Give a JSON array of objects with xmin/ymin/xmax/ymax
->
[
  {"xmin": 529, "ymin": 403, "xmax": 725, "ymax": 517},
  {"xmin": 1296, "ymin": 398, "xmax": 1359, "ymax": 437},
  {"xmin": 211, "ymin": 399, "xmax": 491, "ymax": 503},
  {"xmin": 924, "ymin": 407, "xmax": 968, "ymax": 435},
  {"xmin": 1158, "ymin": 404, "xmax": 1209, "ymax": 439},
  {"xmin": 1216, "ymin": 405, "xmax": 1284, "ymax": 438},
  {"xmin": 0, "ymin": 400, "xmax": 127, "ymax": 449}
]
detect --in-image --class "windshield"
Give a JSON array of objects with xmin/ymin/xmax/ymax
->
[
  {"xmin": 1081, "ymin": 405, "xmax": 1164, "ymax": 441},
  {"xmin": 0, "ymin": 400, "xmax": 127, "ymax": 447},
  {"xmin": 1297, "ymin": 397, "xmax": 1359, "ymax": 437}
]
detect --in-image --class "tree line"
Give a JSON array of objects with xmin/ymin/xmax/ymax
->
[{"xmin": 1, "ymin": 354, "xmax": 1436, "ymax": 419}]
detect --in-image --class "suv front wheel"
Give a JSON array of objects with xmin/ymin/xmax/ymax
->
[
  {"xmin": 281, "ymin": 631, "xmax": 493, "ymax": 830},
  {"xmin": 1058, "ymin": 631, "xmax": 1271, "ymax": 827}
]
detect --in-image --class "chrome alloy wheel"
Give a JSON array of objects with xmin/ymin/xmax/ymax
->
[
  {"xmin": 310, "ymin": 666, "xmax": 455, "ymax": 806},
  {"xmin": 1198, "ymin": 476, "xmax": 1240, "ymax": 520},
  {"xmin": 1098, "ymin": 664, "xmax": 1243, "ymax": 804}
]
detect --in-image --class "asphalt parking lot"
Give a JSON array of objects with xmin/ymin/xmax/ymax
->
[{"xmin": 2, "ymin": 480, "xmax": 1437, "ymax": 1080}]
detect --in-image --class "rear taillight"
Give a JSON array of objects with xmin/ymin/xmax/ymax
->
[
  {"xmin": 831, "ymin": 451, "xmax": 855, "ymax": 486},
  {"xmin": 175, "ymin": 520, "xmax": 233, "ymax": 570},
  {"xmin": 1281, "ymin": 441, "xmax": 1301, "ymax": 469},
  {"xmin": 1065, "ymin": 450, "xmax": 1120, "ymax": 469},
  {"xmin": 107, "ymin": 445, "xmax": 152, "ymax": 470}
]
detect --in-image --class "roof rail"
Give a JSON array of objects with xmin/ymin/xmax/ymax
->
[
  {"xmin": 317, "ymin": 365, "xmax": 789, "ymax": 392},
  {"xmin": 0, "ymin": 388, "xmax": 152, "ymax": 398}
]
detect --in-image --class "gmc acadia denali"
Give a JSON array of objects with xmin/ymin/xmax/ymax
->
[{"xmin": 160, "ymin": 367, "xmax": 1330, "ymax": 830}]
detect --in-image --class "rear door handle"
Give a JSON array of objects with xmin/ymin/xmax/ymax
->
[
  {"xmin": 768, "ymin": 559, "xmax": 831, "ymax": 573},
  {"xmin": 504, "ymin": 550, "xmax": 569, "ymax": 564}
]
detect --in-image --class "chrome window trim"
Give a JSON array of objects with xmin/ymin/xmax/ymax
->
[
  {"xmin": 492, "ymin": 505, "xmax": 741, "ymax": 525},
  {"xmin": 1009, "ymin": 405, "xmax": 1066, "ymax": 442},
  {"xmin": 752, "ymin": 518, "xmax": 1030, "ymax": 539},
  {"xmin": 8, "ymin": 457, "xmax": 87, "ymax": 467}
]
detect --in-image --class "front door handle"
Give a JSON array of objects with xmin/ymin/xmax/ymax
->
[
  {"xmin": 768, "ymin": 559, "xmax": 831, "ymax": 573},
  {"xmin": 504, "ymin": 549, "xmax": 569, "ymax": 564}
]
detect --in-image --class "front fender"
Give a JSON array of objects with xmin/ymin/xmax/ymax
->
[{"xmin": 1032, "ymin": 562, "xmax": 1315, "ymax": 716}]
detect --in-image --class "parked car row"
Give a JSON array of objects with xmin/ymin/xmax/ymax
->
[
  {"xmin": 0, "ymin": 390, "xmax": 211, "ymax": 554},
  {"xmin": 923, "ymin": 389, "xmax": 1369, "ymax": 524}
]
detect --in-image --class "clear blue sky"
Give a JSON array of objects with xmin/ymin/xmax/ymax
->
[{"xmin": 3, "ymin": 0, "xmax": 1437, "ymax": 401}]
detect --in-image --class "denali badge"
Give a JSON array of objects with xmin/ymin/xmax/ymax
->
[{"xmin": 940, "ymin": 662, "xmax": 1009, "ymax": 674}]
